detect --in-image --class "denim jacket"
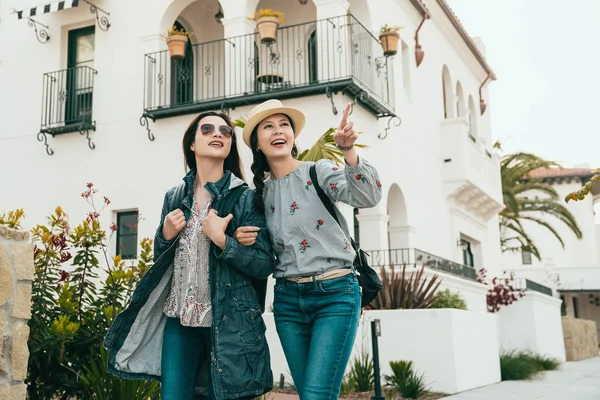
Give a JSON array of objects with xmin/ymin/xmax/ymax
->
[{"xmin": 104, "ymin": 169, "xmax": 275, "ymax": 399}]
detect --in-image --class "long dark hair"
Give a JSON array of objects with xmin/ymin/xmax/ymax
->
[
  {"xmin": 182, "ymin": 111, "xmax": 244, "ymax": 181},
  {"xmin": 250, "ymin": 114, "xmax": 298, "ymax": 214}
]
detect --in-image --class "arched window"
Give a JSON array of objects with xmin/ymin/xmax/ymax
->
[
  {"xmin": 442, "ymin": 65, "xmax": 454, "ymax": 119},
  {"xmin": 170, "ymin": 20, "xmax": 193, "ymax": 106},
  {"xmin": 456, "ymin": 82, "xmax": 465, "ymax": 117}
]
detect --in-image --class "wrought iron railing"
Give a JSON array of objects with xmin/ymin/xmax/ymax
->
[
  {"xmin": 515, "ymin": 278, "xmax": 553, "ymax": 296},
  {"xmin": 365, "ymin": 248, "xmax": 477, "ymax": 281},
  {"xmin": 143, "ymin": 14, "xmax": 394, "ymax": 118},
  {"xmin": 41, "ymin": 66, "xmax": 97, "ymax": 134}
]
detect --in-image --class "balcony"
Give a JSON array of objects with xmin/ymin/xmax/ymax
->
[
  {"xmin": 514, "ymin": 278, "xmax": 553, "ymax": 297},
  {"xmin": 40, "ymin": 66, "xmax": 97, "ymax": 136},
  {"xmin": 366, "ymin": 248, "xmax": 477, "ymax": 281},
  {"xmin": 441, "ymin": 118, "xmax": 504, "ymax": 221},
  {"xmin": 142, "ymin": 14, "xmax": 395, "ymax": 121}
]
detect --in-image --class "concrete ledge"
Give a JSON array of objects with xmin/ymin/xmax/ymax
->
[{"xmin": 498, "ymin": 291, "xmax": 566, "ymax": 361}]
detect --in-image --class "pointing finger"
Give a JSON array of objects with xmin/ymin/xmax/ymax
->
[{"xmin": 339, "ymin": 102, "xmax": 351, "ymax": 130}]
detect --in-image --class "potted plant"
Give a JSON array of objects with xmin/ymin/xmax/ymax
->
[
  {"xmin": 379, "ymin": 24, "xmax": 403, "ymax": 56},
  {"xmin": 248, "ymin": 9, "xmax": 285, "ymax": 44},
  {"xmin": 164, "ymin": 25, "xmax": 193, "ymax": 59}
]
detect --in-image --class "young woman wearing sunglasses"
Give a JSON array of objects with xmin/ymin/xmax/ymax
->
[{"xmin": 105, "ymin": 111, "xmax": 275, "ymax": 400}]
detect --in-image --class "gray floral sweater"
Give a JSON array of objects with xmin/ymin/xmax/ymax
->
[{"xmin": 263, "ymin": 157, "xmax": 382, "ymax": 279}]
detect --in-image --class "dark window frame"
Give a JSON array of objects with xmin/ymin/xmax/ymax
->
[
  {"xmin": 66, "ymin": 25, "xmax": 95, "ymax": 125},
  {"xmin": 522, "ymin": 249, "xmax": 532, "ymax": 265},
  {"xmin": 116, "ymin": 211, "xmax": 139, "ymax": 260}
]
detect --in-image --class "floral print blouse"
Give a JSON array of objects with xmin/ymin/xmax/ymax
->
[
  {"xmin": 263, "ymin": 157, "xmax": 382, "ymax": 279},
  {"xmin": 163, "ymin": 195, "xmax": 213, "ymax": 327}
]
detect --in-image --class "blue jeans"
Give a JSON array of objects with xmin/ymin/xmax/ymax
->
[
  {"xmin": 273, "ymin": 273, "xmax": 361, "ymax": 400},
  {"xmin": 161, "ymin": 317, "xmax": 215, "ymax": 400}
]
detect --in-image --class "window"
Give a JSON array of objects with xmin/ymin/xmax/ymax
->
[
  {"xmin": 308, "ymin": 30, "xmax": 318, "ymax": 83},
  {"xmin": 353, "ymin": 208, "xmax": 360, "ymax": 249},
  {"xmin": 116, "ymin": 211, "xmax": 139, "ymax": 259},
  {"xmin": 170, "ymin": 21, "xmax": 193, "ymax": 105},
  {"xmin": 67, "ymin": 26, "xmax": 95, "ymax": 124},
  {"xmin": 560, "ymin": 295, "xmax": 566, "ymax": 316},
  {"xmin": 461, "ymin": 239, "xmax": 474, "ymax": 267},
  {"xmin": 572, "ymin": 297, "xmax": 579, "ymax": 318},
  {"xmin": 521, "ymin": 249, "xmax": 532, "ymax": 265}
]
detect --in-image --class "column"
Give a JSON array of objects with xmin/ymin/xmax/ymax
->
[
  {"xmin": 219, "ymin": 0, "xmax": 260, "ymax": 97},
  {"xmin": 312, "ymin": 0, "xmax": 351, "ymax": 83}
]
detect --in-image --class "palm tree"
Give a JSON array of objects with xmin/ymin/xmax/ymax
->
[
  {"xmin": 232, "ymin": 116, "xmax": 366, "ymax": 165},
  {"xmin": 500, "ymin": 152, "xmax": 583, "ymax": 260},
  {"xmin": 565, "ymin": 168, "xmax": 600, "ymax": 203}
]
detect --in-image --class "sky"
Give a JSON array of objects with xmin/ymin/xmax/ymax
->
[{"xmin": 447, "ymin": 0, "xmax": 600, "ymax": 169}]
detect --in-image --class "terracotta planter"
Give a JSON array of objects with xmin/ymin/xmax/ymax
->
[
  {"xmin": 256, "ymin": 16, "xmax": 280, "ymax": 44},
  {"xmin": 166, "ymin": 34, "xmax": 188, "ymax": 59},
  {"xmin": 379, "ymin": 31, "xmax": 400, "ymax": 57}
]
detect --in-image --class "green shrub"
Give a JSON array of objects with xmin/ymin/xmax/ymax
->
[
  {"xmin": 385, "ymin": 360, "xmax": 429, "ymax": 399},
  {"xmin": 431, "ymin": 289, "xmax": 467, "ymax": 310},
  {"xmin": 348, "ymin": 351, "xmax": 374, "ymax": 392},
  {"xmin": 12, "ymin": 184, "xmax": 159, "ymax": 399},
  {"xmin": 500, "ymin": 350, "xmax": 560, "ymax": 381},
  {"xmin": 339, "ymin": 374, "xmax": 355, "ymax": 396}
]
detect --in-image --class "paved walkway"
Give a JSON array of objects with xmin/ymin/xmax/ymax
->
[
  {"xmin": 266, "ymin": 357, "xmax": 600, "ymax": 400},
  {"xmin": 442, "ymin": 357, "xmax": 600, "ymax": 400}
]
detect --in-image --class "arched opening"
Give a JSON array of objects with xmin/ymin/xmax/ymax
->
[
  {"xmin": 387, "ymin": 184, "xmax": 410, "ymax": 249},
  {"xmin": 456, "ymin": 81, "xmax": 466, "ymax": 118},
  {"xmin": 442, "ymin": 65, "xmax": 454, "ymax": 119},
  {"xmin": 160, "ymin": 0, "xmax": 226, "ymax": 104},
  {"xmin": 468, "ymin": 95, "xmax": 478, "ymax": 138},
  {"xmin": 254, "ymin": 0, "xmax": 317, "ymax": 89}
]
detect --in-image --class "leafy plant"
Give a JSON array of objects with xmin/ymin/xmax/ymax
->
[
  {"xmin": 385, "ymin": 360, "xmax": 429, "ymax": 399},
  {"xmin": 248, "ymin": 9, "xmax": 285, "ymax": 23},
  {"xmin": 380, "ymin": 24, "xmax": 403, "ymax": 34},
  {"xmin": 339, "ymin": 374, "xmax": 355, "ymax": 396},
  {"xmin": 348, "ymin": 351, "xmax": 374, "ymax": 392},
  {"xmin": 476, "ymin": 269, "xmax": 525, "ymax": 313},
  {"xmin": 0, "ymin": 208, "xmax": 25, "ymax": 229},
  {"xmin": 566, "ymin": 168, "xmax": 600, "ymax": 202},
  {"xmin": 499, "ymin": 152, "xmax": 582, "ymax": 260},
  {"xmin": 431, "ymin": 288, "xmax": 467, "ymax": 310},
  {"xmin": 366, "ymin": 265, "xmax": 441, "ymax": 310},
  {"xmin": 233, "ymin": 116, "xmax": 367, "ymax": 166},
  {"xmin": 79, "ymin": 346, "xmax": 160, "ymax": 400},
  {"xmin": 23, "ymin": 183, "xmax": 157, "ymax": 399},
  {"xmin": 164, "ymin": 24, "xmax": 194, "ymax": 38},
  {"xmin": 499, "ymin": 350, "xmax": 559, "ymax": 381}
]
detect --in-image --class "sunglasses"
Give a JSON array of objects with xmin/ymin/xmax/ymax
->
[{"xmin": 200, "ymin": 124, "xmax": 233, "ymax": 139}]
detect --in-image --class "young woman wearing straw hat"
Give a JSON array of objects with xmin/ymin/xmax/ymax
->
[{"xmin": 234, "ymin": 99, "xmax": 383, "ymax": 399}]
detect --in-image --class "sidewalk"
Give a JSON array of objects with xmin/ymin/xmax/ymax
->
[
  {"xmin": 266, "ymin": 357, "xmax": 600, "ymax": 400},
  {"xmin": 442, "ymin": 357, "xmax": 600, "ymax": 400}
]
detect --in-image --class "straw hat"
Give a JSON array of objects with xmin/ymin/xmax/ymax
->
[{"xmin": 242, "ymin": 99, "xmax": 306, "ymax": 148}]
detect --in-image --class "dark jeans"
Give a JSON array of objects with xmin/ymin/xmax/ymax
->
[
  {"xmin": 273, "ymin": 273, "xmax": 361, "ymax": 400},
  {"xmin": 161, "ymin": 317, "xmax": 215, "ymax": 400}
]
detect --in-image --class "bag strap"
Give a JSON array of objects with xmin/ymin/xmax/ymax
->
[
  {"xmin": 309, "ymin": 164, "xmax": 341, "ymax": 227},
  {"xmin": 309, "ymin": 164, "xmax": 363, "ymax": 267}
]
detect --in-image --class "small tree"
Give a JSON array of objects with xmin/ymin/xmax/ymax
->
[{"xmin": 0, "ymin": 184, "xmax": 160, "ymax": 399}]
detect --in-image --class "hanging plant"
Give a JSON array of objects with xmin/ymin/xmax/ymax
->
[
  {"xmin": 379, "ymin": 24, "xmax": 403, "ymax": 57},
  {"xmin": 248, "ymin": 9, "xmax": 285, "ymax": 44},
  {"xmin": 163, "ymin": 25, "xmax": 194, "ymax": 59}
]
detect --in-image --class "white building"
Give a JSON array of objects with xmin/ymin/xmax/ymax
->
[
  {"xmin": 0, "ymin": 0, "xmax": 566, "ymax": 393},
  {"xmin": 502, "ymin": 168, "xmax": 600, "ymax": 339}
]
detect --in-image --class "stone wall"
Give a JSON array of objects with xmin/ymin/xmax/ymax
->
[
  {"xmin": 0, "ymin": 225, "xmax": 33, "ymax": 400},
  {"xmin": 562, "ymin": 316, "xmax": 599, "ymax": 361}
]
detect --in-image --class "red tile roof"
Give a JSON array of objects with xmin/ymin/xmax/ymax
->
[
  {"xmin": 528, "ymin": 168, "xmax": 597, "ymax": 179},
  {"xmin": 434, "ymin": 0, "xmax": 497, "ymax": 80}
]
